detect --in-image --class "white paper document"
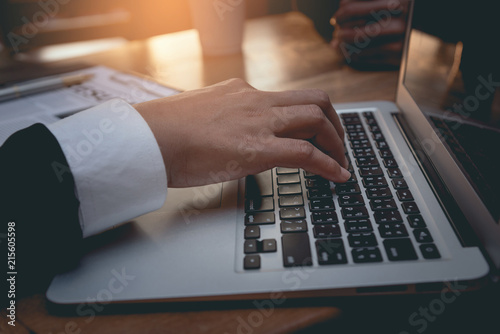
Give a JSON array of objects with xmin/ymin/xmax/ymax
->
[{"xmin": 0, "ymin": 65, "xmax": 179, "ymax": 145}]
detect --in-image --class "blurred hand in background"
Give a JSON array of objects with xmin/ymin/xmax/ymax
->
[{"xmin": 330, "ymin": 0, "xmax": 409, "ymax": 69}]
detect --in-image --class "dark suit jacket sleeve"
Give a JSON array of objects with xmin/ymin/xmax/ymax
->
[{"xmin": 1, "ymin": 123, "xmax": 83, "ymax": 303}]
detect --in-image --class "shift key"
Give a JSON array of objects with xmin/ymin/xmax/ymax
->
[{"xmin": 282, "ymin": 233, "xmax": 313, "ymax": 267}]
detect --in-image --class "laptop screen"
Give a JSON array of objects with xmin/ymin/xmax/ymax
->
[{"xmin": 402, "ymin": 0, "xmax": 500, "ymax": 222}]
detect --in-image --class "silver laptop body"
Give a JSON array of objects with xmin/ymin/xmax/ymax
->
[{"xmin": 46, "ymin": 1, "xmax": 499, "ymax": 304}]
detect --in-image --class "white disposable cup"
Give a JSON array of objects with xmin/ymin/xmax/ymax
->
[{"xmin": 189, "ymin": 0, "xmax": 245, "ymax": 56}]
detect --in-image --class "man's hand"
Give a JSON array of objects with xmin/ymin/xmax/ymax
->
[{"xmin": 134, "ymin": 79, "xmax": 350, "ymax": 188}]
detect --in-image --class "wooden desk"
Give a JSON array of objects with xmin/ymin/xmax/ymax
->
[
  {"xmin": 1, "ymin": 11, "xmax": 497, "ymax": 334},
  {"xmin": 1, "ymin": 11, "xmax": 398, "ymax": 99}
]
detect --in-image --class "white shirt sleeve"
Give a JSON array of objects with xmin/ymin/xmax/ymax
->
[{"xmin": 47, "ymin": 98, "xmax": 167, "ymax": 238}]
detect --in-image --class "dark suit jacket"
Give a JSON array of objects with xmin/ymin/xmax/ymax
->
[{"xmin": 1, "ymin": 124, "xmax": 82, "ymax": 305}]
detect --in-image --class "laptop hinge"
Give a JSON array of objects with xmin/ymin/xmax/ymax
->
[{"xmin": 391, "ymin": 112, "xmax": 480, "ymax": 248}]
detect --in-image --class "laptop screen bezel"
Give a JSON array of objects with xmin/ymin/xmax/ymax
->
[{"xmin": 395, "ymin": 1, "xmax": 500, "ymax": 269}]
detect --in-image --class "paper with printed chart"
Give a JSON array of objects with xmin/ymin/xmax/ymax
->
[{"xmin": 0, "ymin": 65, "xmax": 179, "ymax": 145}]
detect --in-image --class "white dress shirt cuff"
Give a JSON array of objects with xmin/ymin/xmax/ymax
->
[{"xmin": 48, "ymin": 98, "xmax": 167, "ymax": 238}]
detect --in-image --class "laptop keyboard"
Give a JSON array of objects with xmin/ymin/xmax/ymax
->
[{"xmin": 242, "ymin": 111, "xmax": 441, "ymax": 270}]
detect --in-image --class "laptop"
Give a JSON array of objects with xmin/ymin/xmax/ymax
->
[{"xmin": 46, "ymin": 0, "xmax": 499, "ymax": 304}]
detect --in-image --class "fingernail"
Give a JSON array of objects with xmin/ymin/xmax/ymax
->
[{"xmin": 341, "ymin": 167, "xmax": 351, "ymax": 181}]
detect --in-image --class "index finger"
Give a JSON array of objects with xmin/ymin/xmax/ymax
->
[{"xmin": 265, "ymin": 89, "xmax": 345, "ymax": 146}]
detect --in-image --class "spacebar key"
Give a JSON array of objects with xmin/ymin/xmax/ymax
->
[{"xmin": 282, "ymin": 233, "xmax": 313, "ymax": 267}]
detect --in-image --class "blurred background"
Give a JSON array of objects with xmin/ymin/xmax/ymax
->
[{"xmin": 0, "ymin": 0, "xmax": 339, "ymax": 57}]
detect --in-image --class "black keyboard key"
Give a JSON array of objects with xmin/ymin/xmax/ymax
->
[
  {"xmin": 344, "ymin": 173, "xmax": 357, "ymax": 184},
  {"xmin": 366, "ymin": 187, "xmax": 393, "ymax": 199},
  {"xmin": 341, "ymin": 114, "xmax": 362, "ymax": 125},
  {"xmin": 261, "ymin": 239, "xmax": 277, "ymax": 252},
  {"xmin": 387, "ymin": 167, "xmax": 403, "ymax": 178},
  {"xmin": 282, "ymin": 233, "xmax": 313, "ymax": 267},
  {"xmin": 413, "ymin": 228, "xmax": 433, "ymax": 243},
  {"xmin": 244, "ymin": 255, "xmax": 260, "ymax": 269},
  {"xmin": 345, "ymin": 124, "xmax": 364, "ymax": 132},
  {"xmin": 392, "ymin": 179, "xmax": 408, "ymax": 189},
  {"xmin": 280, "ymin": 207, "xmax": 306, "ymax": 219},
  {"xmin": 362, "ymin": 111, "xmax": 375, "ymax": 118},
  {"xmin": 396, "ymin": 189, "xmax": 414, "ymax": 201},
  {"xmin": 244, "ymin": 240, "xmax": 258, "ymax": 253},
  {"xmin": 279, "ymin": 194, "xmax": 304, "ymax": 207},
  {"xmin": 341, "ymin": 112, "xmax": 358, "ymax": 117},
  {"xmin": 341, "ymin": 206, "xmax": 369, "ymax": 219},
  {"xmin": 420, "ymin": 244, "xmax": 441, "ymax": 259},
  {"xmin": 350, "ymin": 139, "xmax": 371, "ymax": 149},
  {"xmin": 314, "ymin": 224, "xmax": 342, "ymax": 238},
  {"xmin": 245, "ymin": 171, "xmax": 273, "ymax": 198},
  {"xmin": 383, "ymin": 158, "xmax": 398, "ymax": 168},
  {"xmin": 353, "ymin": 147, "xmax": 375, "ymax": 157},
  {"xmin": 307, "ymin": 188, "xmax": 333, "ymax": 199},
  {"xmin": 245, "ymin": 197, "xmax": 274, "ymax": 213},
  {"xmin": 345, "ymin": 124, "xmax": 364, "ymax": 131},
  {"xmin": 376, "ymin": 140, "xmax": 388, "ymax": 149},
  {"xmin": 348, "ymin": 132, "xmax": 368, "ymax": 141},
  {"xmin": 348, "ymin": 233, "xmax": 378, "ymax": 247},
  {"xmin": 278, "ymin": 184, "xmax": 302, "ymax": 195},
  {"xmin": 362, "ymin": 176, "xmax": 387, "ymax": 188},
  {"xmin": 311, "ymin": 210, "xmax": 338, "ymax": 224},
  {"xmin": 352, "ymin": 247, "xmax": 383, "ymax": 263},
  {"xmin": 408, "ymin": 215, "xmax": 426, "ymax": 228},
  {"xmin": 372, "ymin": 132, "xmax": 385, "ymax": 141},
  {"xmin": 366, "ymin": 117, "xmax": 378, "ymax": 126},
  {"xmin": 276, "ymin": 167, "xmax": 299, "ymax": 175},
  {"xmin": 370, "ymin": 198, "xmax": 397, "ymax": 211},
  {"xmin": 346, "ymin": 130, "xmax": 366, "ymax": 136},
  {"xmin": 244, "ymin": 226, "xmax": 260, "ymax": 239},
  {"xmin": 402, "ymin": 202, "xmax": 420, "ymax": 214},
  {"xmin": 339, "ymin": 194, "xmax": 365, "ymax": 206},
  {"xmin": 378, "ymin": 223, "xmax": 408, "ymax": 238},
  {"xmin": 379, "ymin": 148, "xmax": 393, "ymax": 158},
  {"xmin": 359, "ymin": 166, "xmax": 384, "ymax": 177},
  {"xmin": 336, "ymin": 183, "xmax": 361, "ymax": 195},
  {"xmin": 343, "ymin": 112, "xmax": 362, "ymax": 117},
  {"xmin": 316, "ymin": 239, "xmax": 348, "ymax": 265},
  {"xmin": 345, "ymin": 219, "xmax": 373, "ymax": 233},
  {"xmin": 305, "ymin": 178, "xmax": 330, "ymax": 189},
  {"xmin": 245, "ymin": 212, "xmax": 275, "ymax": 225},
  {"xmin": 365, "ymin": 117, "xmax": 378, "ymax": 126},
  {"xmin": 369, "ymin": 124, "xmax": 381, "ymax": 133},
  {"xmin": 277, "ymin": 174, "xmax": 301, "ymax": 185},
  {"xmin": 309, "ymin": 198, "xmax": 335, "ymax": 211},
  {"xmin": 374, "ymin": 210, "xmax": 403, "ymax": 224},
  {"xmin": 356, "ymin": 157, "xmax": 379, "ymax": 167},
  {"xmin": 281, "ymin": 219, "xmax": 308, "ymax": 233},
  {"xmin": 384, "ymin": 238, "xmax": 418, "ymax": 261}
]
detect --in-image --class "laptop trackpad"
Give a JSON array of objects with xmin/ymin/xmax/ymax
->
[{"xmin": 161, "ymin": 183, "xmax": 223, "ymax": 212}]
